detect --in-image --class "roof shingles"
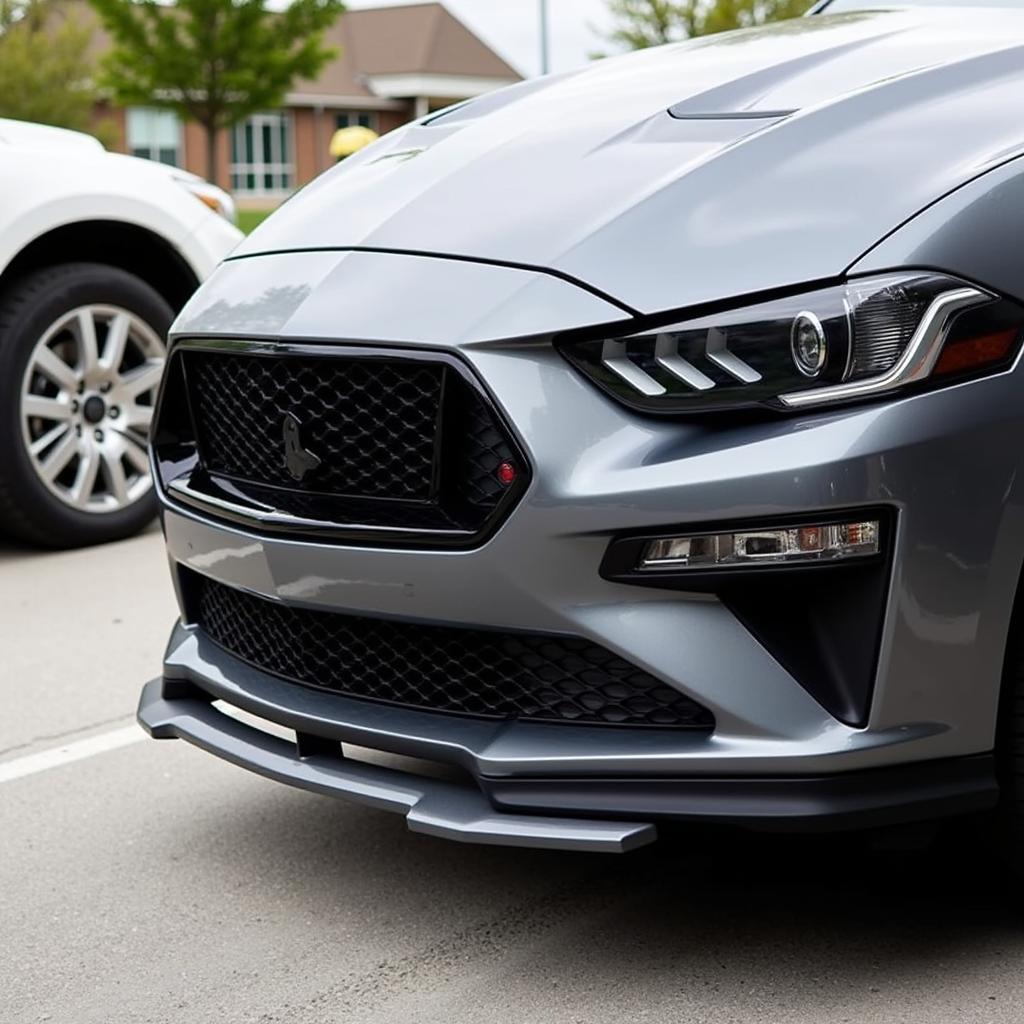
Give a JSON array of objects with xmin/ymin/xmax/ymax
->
[{"xmin": 293, "ymin": 2, "xmax": 521, "ymax": 98}]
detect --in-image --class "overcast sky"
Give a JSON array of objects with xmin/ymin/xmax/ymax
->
[{"xmin": 347, "ymin": 0, "xmax": 617, "ymax": 77}]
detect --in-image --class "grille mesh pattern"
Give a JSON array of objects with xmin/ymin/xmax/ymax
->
[
  {"xmin": 197, "ymin": 577, "xmax": 714, "ymax": 729},
  {"xmin": 190, "ymin": 353, "xmax": 444, "ymax": 500},
  {"xmin": 452, "ymin": 387, "xmax": 517, "ymax": 507}
]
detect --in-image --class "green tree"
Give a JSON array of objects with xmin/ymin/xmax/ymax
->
[
  {"xmin": 599, "ymin": 0, "xmax": 700, "ymax": 49},
  {"xmin": 90, "ymin": 0, "xmax": 344, "ymax": 183},
  {"xmin": 599, "ymin": 0, "xmax": 812, "ymax": 51},
  {"xmin": 0, "ymin": 0, "xmax": 98, "ymax": 133},
  {"xmin": 700, "ymin": 0, "xmax": 813, "ymax": 34}
]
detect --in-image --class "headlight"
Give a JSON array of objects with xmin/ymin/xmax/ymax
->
[
  {"xmin": 173, "ymin": 174, "xmax": 237, "ymax": 225},
  {"xmin": 559, "ymin": 272, "xmax": 1024, "ymax": 413}
]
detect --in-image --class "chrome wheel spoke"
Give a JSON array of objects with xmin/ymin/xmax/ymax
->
[
  {"xmin": 121, "ymin": 404, "xmax": 153, "ymax": 432},
  {"xmin": 22, "ymin": 395, "xmax": 70, "ymax": 422},
  {"xmin": 29, "ymin": 422, "xmax": 71, "ymax": 457},
  {"xmin": 33, "ymin": 345, "xmax": 79, "ymax": 392},
  {"xmin": 40, "ymin": 429, "xmax": 79, "ymax": 482},
  {"xmin": 100, "ymin": 448, "xmax": 129, "ymax": 503},
  {"xmin": 118, "ymin": 360, "xmax": 163, "ymax": 400},
  {"xmin": 100, "ymin": 312, "xmax": 130, "ymax": 374},
  {"xmin": 76, "ymin": 309, "xmax": 100, "ymax": 377},
  {"xmin": 115, "ymin": 433, "xmax": 151, "ymax": 475},
  {"xmin": 69, "ymin": 446, "xmax": 101, "ymax": 506}
]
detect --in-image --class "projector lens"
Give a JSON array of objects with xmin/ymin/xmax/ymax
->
[{"xmin": 791, "ymin": 311, "xmax": 827, "ymax": 377}]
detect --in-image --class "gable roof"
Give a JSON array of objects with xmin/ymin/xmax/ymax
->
[{"xmin": 293, "ymin": 2, "xmax": 522, "ymax": 99}]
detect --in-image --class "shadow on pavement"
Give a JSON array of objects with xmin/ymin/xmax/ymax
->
[{"xmin": 168, "ymin": 783, "xmax": 1023, "ymax": 1021}]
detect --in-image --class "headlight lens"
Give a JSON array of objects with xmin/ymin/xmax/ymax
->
[{"xmin": 560, "ymin": 272, "xmax": 1024, "ymax": 413}]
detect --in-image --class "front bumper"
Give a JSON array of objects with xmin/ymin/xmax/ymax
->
[{"xmin": 145, "ymin": 249, "xmax": 1024, "ymax": 846}]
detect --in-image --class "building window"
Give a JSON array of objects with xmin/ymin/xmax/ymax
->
[
  {"xmin": 230, "ymin": 112, "xmax": 293, "ymax": 195},
  {"xmin": 334, "ymin": 110, "xmax": 378, "ymax": 132},
  {"xmin": 126, "ymin": 107, "xmax": 181, "ymax": 166}
]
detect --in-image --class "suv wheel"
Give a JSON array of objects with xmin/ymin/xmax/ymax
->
[{"xmin": 0, "ymin": 262, "xmax": 172, "ymax": 548}]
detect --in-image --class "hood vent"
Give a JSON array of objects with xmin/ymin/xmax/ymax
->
[{"xmin": 668, "ymin": 30, "xmax": 894, "ymax": 120}]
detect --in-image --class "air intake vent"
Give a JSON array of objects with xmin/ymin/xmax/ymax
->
[{"xmin": 193, "ymin": 574, "xmax": 716, "ymax": 731}]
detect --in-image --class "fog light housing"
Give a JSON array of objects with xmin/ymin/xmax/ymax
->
[{"xmin": 638, "ymin": 518, "xmax": 881, "ymax": 570}]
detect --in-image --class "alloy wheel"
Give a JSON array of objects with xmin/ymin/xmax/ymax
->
[{"xmin": 19, "ymin": 304, "xmax": 166, "ymax": 514}]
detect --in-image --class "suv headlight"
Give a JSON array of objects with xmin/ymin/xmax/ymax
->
[
  {"xmin": 559, "ymin": 272, "xmax": 1024, "ymax": 413},
  {"xmin": 173, "ymin": 173, "xmax": 237, "ymax": 225}
]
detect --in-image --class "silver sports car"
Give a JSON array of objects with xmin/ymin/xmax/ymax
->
[{"xmin": 140, "ymin": 2, "xmax": 1024, "ymax": 866}]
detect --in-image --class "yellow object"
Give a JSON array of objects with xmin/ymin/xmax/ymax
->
[{"xmin": 329, "ymin": 125, "xmax": 380, "ymax": 160}]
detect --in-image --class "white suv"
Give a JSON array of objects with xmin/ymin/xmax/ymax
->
[{"xmin": 0, "ymin": 118, "xmax": 242, "ymax": 547}]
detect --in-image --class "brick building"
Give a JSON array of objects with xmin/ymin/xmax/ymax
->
[{"xmin": 89, "ymin": 2, "xmax": 521, "ymax": 200}]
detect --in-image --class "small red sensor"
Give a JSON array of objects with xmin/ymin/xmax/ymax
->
[{"xmin": 497, "ymin": 461, "xmax": 517, "ymax": 486}]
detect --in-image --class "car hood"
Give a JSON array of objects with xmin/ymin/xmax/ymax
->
[
  {"xmin": 235, "ymin": 8, "xmax": 1024, "ymax": 315},
  {"xmin": 0, "ymin": 118, "xmax": 104, "ymax": 152}
]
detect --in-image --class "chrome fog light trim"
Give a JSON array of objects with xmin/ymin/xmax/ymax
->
[{"xmin": 638, "ymin": 519, "xmax": 881, "ymax": 570}]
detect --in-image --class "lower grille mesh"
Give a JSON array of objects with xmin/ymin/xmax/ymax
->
[{"xmin": 196, "ymin": 577, "xmax": 714, "ymax": 729}]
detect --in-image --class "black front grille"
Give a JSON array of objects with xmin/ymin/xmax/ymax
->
[
  {"xmin": 196, "ymin": 576, "xmax": 715, "ymax": 730},
  {"xmin": 154, "ymin": 346, "xmax": 528, "ymax": 544},
  {"xmin": 190, "ymin": 354, "xmax": 444, "ymax": 501}
]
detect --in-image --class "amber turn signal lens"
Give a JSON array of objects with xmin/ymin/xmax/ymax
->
[{"xmin": 933, "ymin": 328, "xmax": 1018, "ymax": 377}]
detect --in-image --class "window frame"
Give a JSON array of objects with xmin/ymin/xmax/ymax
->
[
  {"xmin": 125, "ymin": 106, "xmax": 182, "ymax": 167},
  {"xmin": 333, "ymin": 110, "xmax": 380, "ymax": 133},
  {"xmin": 230, "ymin": 111, "xmax": 295, "ymax": 197}
]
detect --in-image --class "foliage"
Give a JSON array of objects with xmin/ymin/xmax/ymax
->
[
  {"xmin": 89, "ymin": 0, "xmax": 344, "ymax": 181},
  {"xmin": 0, "ymin": 1, "xmax": 99, "ymax": 135},
  {"xmin": 598, "ymin": 0, "xmax": 814, "ymax": 51}
]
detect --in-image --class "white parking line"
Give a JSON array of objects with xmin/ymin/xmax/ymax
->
[{"xmin": 0, "ymin": 725, "xmax": 145, "ymax": 784}]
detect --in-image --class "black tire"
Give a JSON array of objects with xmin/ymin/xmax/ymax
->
[{"xmin": 0, "ymin": 262, "xmax": 173, "ymax": 548}]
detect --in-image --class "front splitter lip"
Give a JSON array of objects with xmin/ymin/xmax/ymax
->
[
  {"xmin": 482, "ymin": 757, "xmax": 998, "ymax": 833},
  {"xmin": 138, "ymin": 672, "xmax": 997, "ymax": 849},
  {"xmin": 137, "ymin": 677, "xmax": 656, "ymax": 853}
]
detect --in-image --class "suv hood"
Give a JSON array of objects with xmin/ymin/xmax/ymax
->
[
  {"xmin": 236, "ymin": 8, "xmax": 1024, "ymax": 315},
  {"xmin": 0, "ymin": 118, "xmax": 104, "ymax": 152}
]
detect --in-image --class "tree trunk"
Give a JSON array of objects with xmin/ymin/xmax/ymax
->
[{"xmin": 204, "ymin": 122, "xmax": 219, "ymax": 186}]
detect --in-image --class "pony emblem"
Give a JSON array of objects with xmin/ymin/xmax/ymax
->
[{"xmin": 282, "ymin": 413, "xmax": 322, "ymax": 482}]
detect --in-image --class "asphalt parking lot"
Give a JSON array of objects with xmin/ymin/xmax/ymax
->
[{"xmin": 4, "ymin": 529, "xmax": 1024, "ymax": 1024}]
